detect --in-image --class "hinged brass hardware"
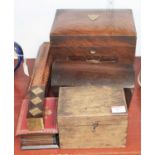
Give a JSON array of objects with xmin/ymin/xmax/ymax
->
[{"xmin": 88, "ymin": 14, "xmax": 100, "ymax": 21}]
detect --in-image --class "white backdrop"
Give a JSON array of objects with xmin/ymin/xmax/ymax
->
[{"xmin": 15, "ymin": 0, "xmax": 141, "ymax": 58}]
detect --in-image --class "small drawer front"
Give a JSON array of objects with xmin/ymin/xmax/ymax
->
[{"xmin": 52, "ymin": 46, "xmax": 135, "ymax": 65}]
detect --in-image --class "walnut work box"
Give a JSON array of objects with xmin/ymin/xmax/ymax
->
[
  {"xmin": 50, "ymin": 9, "xmax": 137, "ymax": 88},
  {"xmin": 58, "ymin": 86, "xmax": 128, "ymax": 148}
]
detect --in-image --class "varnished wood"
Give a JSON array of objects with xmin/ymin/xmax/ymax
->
[
  {"xmin": 51, "ymin": 36, "xmax": 136, "ymax": 47},
  {"xmin": 51, "ymin": 9, "xmax": 136, "ymax": 36},
  {"xmin": 49, "ymin": 9, "xmax": 136, "ymax": 91},
  {"xmin": 52, "ymin": 46, "xmax": 135, "ymax": 65},
  {"xmin": 58, "ymin": 86, "xmax": 128, "ymax": 148},
  {"xmin": 50, "ymin": 9, "xmax": 136, "ymax": 65},
  {"xmin": 28, "ymin": 42, "xmax": 52, "ymax": 87},
  {"xmin": 27, "ymin": 42, "xmax": 53, "ymax": 130},
  {"xmin": 51, "ymin": 61, "xmax": 135, "ymax": 88},
  {"xmin": 14, "ymin": 57, "xmax": 141, "ymax": 155}
]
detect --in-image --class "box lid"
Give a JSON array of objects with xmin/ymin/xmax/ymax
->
[
  {"xmin": 51, "ymin": 9, "xmax": 136, "ymax": 37},
  {"xmin": 58, "ymin": 86, "xmax": 128, "ymax": 126}
]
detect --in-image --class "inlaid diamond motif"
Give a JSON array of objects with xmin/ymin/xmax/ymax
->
[
  {"xmin": 31, "ymin": 87, "xmax": 43, "ymax": 95},
  {"xmin": 29, "ymin": 107, "xmax": 42, "ymax": 116},
  {"xmin": 31, "ymin": 97, "xmax": 42, "ymax": 105}
]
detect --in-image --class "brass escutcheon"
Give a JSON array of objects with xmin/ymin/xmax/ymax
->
[{"xmin": 88, "ymin": 14, "xmax": 100, "ymax": 21}]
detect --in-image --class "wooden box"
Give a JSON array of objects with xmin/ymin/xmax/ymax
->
[
  {"xmin": 50, "ymin": 9, "xmax": 136, "ymax": 64},
  {"xmin": 50, "ymin": 9, "xmax": 136, "ymax": 88},
  {"xmin": 58, "ymin": 86, "xmax": 128, "ymax": 148}
]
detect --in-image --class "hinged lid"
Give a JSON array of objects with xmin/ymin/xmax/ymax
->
[
  {"xmin": 58, "ymin": 86, "xmax": 128, "ymax": 126},
  {"xmin": 50, "ymin": 9, "xmax": 136, "ymax": 47},
  {"xmin": 51, "ymin": 9, "xmax": 136, "ymax": 37}
]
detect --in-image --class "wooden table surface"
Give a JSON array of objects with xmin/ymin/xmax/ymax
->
[{"xmin": 14, "ymin": 57, "xmax": 141, "ymax": 155}]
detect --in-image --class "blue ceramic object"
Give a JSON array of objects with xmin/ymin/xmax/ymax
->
[{"xmin": 14, "ymin": 42, "xmax": 24, "ymax": 72}]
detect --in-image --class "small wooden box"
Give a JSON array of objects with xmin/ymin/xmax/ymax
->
[{"xmin": 58, "ymin": 86, "xmax": 128, "ymax": 148}]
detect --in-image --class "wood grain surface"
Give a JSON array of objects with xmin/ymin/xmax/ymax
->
[
  {"xmin": 14, "ymin": 58, "xmax": 141, "ymax": 154},
  {"xmin": 28, "ymin": 42, "xmax": 52, "ymax": 87},
  {"xmin": 58, "ymin": 86, "xmax": 127, "ymax": 117},
  {"xmin": 50, "ymin": 9, "xmax": 136, "ymax": 92},
  {"xmin": 27, "ymin": 42, "xmax": 53, "ymax": 130},
  {"xmin": 50, "ymin": 9, "xmax": 136, "ymax": 66},
  {"xmin": 58, "ymin": 86, "xmax": 128, "ymax": 148},
  {"xmin": 51, "ymin": 9, "xmax": 136, "ymax": 36},
  {"xmin": 51, "ymin": 61, "xmax": 135, "ymax": 88},
  {"xmin": 52, "ymin": 46, "xmax": 135, "ymax": 65}
]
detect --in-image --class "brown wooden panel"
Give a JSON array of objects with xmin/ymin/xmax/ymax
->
[
  {"xmin": 58, "ymin": 86, "xmax": 127, "ymax": 118},
  {"xmin": 51, "ymin": 36, "xmax": 136, "ymax": 47},
  {"xmin": 14, "ymin": 57, "xmax": 141, "ymax": 155},
  {"xmin": 58, "ymin": 86, "xmax": 128, "ymax": 148},
  {"xmin": 51, "ymin": 61, "xmax": 135, "ymax": 88},
  {"xmin": 51, "ymin": 9, "xmax": 136, "ymax": 36},
  {"xmin": 50, "ymin": 9, "xmax": 136, "ymax": 66},
  {"xmin": 28, "ymin": 43, "xmax": 52, "ymax": 87},
  {"xmin": 27, "ymin": 42, "xmax": 53, "ymax": 131},
  {"xmin": 52, "ymin": 46, "xmax": 135, "ymax": 64},
  {"xmin": 59, "ymin": 122, "xmax": 128, "ymax": 148}
]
